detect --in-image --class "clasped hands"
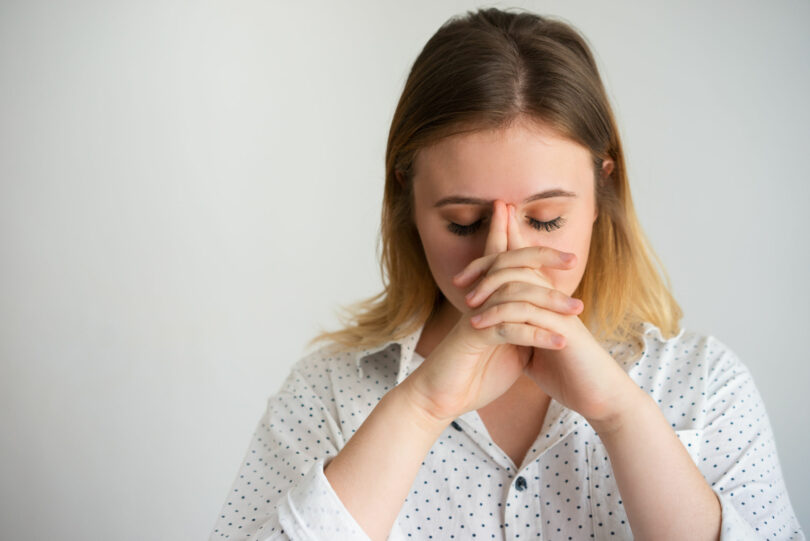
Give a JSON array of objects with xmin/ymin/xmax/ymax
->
[{"xmin": 452, "ymin": 200, "xmax": 643, "ymax": 431}]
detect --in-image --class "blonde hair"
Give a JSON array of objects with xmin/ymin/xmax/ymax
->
[{"xmin": 307, "ymin": 7, "xmax": 682, "ymax": 353}]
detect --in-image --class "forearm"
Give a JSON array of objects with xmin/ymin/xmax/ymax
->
[
  {"xmin": 589, "ymin": 388, "xmax": 721, "ymax": 541},
  {"xmin": 323, "ymin": 384, "xmax": 449, "ymax": 541}
]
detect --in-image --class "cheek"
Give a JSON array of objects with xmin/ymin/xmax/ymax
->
[
  {"xmin": 422, "ymin": 233, "xmax": 477, "ymax": 281},
  {"xmin": 417, "ymin": 224, "xmax": 481, "ymax": 302},
  {"xmin": 529, "ymin": 221, "xmax": 593, "ymax": 296}
]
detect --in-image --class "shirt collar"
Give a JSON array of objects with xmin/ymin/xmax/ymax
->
[
  {"xmin": 640, "ymin": 320, "xmax": 685, "ymax": 343},
  {"xmin": 352, "ymin": 319, "xmax": 427, "ymax": 386}
]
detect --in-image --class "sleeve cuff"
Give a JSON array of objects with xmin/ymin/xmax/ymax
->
[
  {"xmin": 277, "ymin": 456, "xmax": 372, "ymax": 541},
  {"xmin": 717, "ymin": 490, "xmax": 760, "ymax": 540}
]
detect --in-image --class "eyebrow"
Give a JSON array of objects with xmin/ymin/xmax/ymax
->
[{"xmin": 433, "ymin": 189, "xmax": 577, "ymax": 208}]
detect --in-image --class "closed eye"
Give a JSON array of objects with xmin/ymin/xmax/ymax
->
[{"xmin": 446, "ymin": 216, "xmax": 566, "ymax": 236}]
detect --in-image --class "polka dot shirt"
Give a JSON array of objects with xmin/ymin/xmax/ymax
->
[{"xmin": 210, "ymin": 321, "xmax": 805, "ymax": 540}]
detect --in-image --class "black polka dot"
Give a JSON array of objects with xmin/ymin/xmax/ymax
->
[{"xmin": 210, "ymin": 321, "xmax": 804, "ymax": 540}]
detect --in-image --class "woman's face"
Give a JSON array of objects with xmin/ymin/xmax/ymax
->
[{"xmin": 410, "ymin": 117, "xmax": 611, "ymax": 317}]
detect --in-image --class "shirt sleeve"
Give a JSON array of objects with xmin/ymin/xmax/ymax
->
[
  {"xmin": 209, "ymin": 359, "xmax": 373, "ymax": 541},
  {"xmin": 700, "ymin": 338, "xmax": 805, "ymax": 540}
]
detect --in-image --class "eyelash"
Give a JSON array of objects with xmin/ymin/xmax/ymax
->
[{"xmin": 446, "ymin": 216, "xmax": 566, "ymax": 236}]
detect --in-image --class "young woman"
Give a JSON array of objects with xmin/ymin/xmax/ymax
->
[{"xmin": 211, "ymin": 8, "xmax": 804, "ymax": 541}]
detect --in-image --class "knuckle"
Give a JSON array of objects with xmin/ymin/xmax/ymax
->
[
  {"xmin": 477, "ymin": 275, "xmax": 494, "ymax": 291},
  {"xmin": 503, "ymin": 281, "xmax": 522, "ymax": 296},
  {"xmin": 518, "ymin": 300, "xmax": 534, "ymax": 313},
  {"xmin": 486, "ymin": 254, "xmax": 506, "ymax": 272},
  {"xmin": 539, "ymin": 245, "xmax": 554, "ymax": 257},
  {"xmin": 533, "ymin": 326, "xmax": 549, "ymax": 344},
  {"xmin": 489, "ymin": 265, "xmax": 510, "ymax": 280},
  {"xmin": 541, "ymin": 246, "xmax": 562, "ymax": 264},
  {"xmin": 531, "ymin": 248, "xmax": 547, "ymax": 267},
  {"xmin": 546, "ymin": 288, "xmax": 562, "ymax": 307}
]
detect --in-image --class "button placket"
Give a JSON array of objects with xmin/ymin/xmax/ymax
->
[{"xmin": 456, "ymin": 410, "xmax": 515, "ymax": 472}]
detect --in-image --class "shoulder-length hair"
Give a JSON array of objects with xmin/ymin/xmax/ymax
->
[{"xmin": 307, "ymin": 7, "xmax": 682, "ymax": 353}]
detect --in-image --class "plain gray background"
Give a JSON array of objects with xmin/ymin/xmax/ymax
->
[{"xmin": 1, "ymin": 1, "xmax": 807, "ymax": 539}]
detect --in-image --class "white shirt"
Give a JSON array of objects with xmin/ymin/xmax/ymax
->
[{"xmin": 210, "ymin": 321, "xmax": 805, "ymax": 540}]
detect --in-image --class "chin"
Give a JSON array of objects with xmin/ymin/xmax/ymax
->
[{"xmin": 437, "ymin": 291, "xmax": 467, "ymax": 316}]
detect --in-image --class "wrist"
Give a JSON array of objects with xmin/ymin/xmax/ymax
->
[
  {"xmin": 391, "ymin": 380, "xmax": 455, "ymax": 435},
  {"xmin": 587, "ymin": 385, "xmax": 652, "ymax": 436}
]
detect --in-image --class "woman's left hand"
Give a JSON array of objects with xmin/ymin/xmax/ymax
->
[{"xmin": 452, "ymin": 204, "xmax": 643, "ymax": 429}]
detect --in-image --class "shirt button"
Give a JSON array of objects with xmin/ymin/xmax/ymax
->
[
  {"xmin": 515, "ymin": 476, "xmax": 527, "ymax": 491},
  {"xmin": 450, "ymin": 420, "xmax": 462, "ymax": 431}
]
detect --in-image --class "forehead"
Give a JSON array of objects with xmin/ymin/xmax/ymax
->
[{"xmin": 412, "ymin": 120, "xmax": 594, "ymax": 201}]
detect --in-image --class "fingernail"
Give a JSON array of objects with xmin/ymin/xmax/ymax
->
[
  {"xmin": 509, "ymin": 205, "xmax": 515, "ymax": 218},
  {"xmin": 470, "ymin": 314, "xmax": 482, "ymax": 324},
  {"xmin": 561, "ymin": 252, "xmax": 575, "ymax": 263},
  {"xmin": 465, "ymin": 289, "xmax": 476, "ymax": 301}
]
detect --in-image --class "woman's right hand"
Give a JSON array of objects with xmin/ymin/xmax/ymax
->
[{"xmin": 400, "ymin": 199, "xmax": 584, "ymax": 425}]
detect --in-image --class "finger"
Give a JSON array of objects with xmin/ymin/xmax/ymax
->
[
  {"xmin": 455, "ymin": 245, "xmax": 576, "ymax": 288},
  {"xmin": 467, "ymin": 276, "xmax": 584, "ymax": 315},
  {"xmin": 506, "ymin": 204, "xmax": 530, "ymax": 251},
  {"xmin": 452, "ymin": 252, "xmax": 498, "ymax": 287},
  {"xmin": 465, "ymin": 267, "xmax": 552, "ymax": 307},
  {"xmin": 508, "ymin": 203, "xmax": 576, "ymax": 270},
  {"xmin": 492, "ymin": 246, "xmax": 577, "ymax": 277},
  {"xmin": 473, "ymin": 320, "xmax": 566, "ymax": 349},
  {"xmin": 483, "ymin": 199, "xmax": 508, "ymax": 257},
  {"xmin": 469, "ymin": 300, "xmax": 568, "ymax": 347},
  {"xmin": 452, "ymin": 200, "xmax": 509, "ymax": 288}
]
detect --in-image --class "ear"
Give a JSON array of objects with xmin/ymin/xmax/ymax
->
[
  {"xmin": 594, "ymin": 158, "xmax": 614, "ymax": 223},
  {"xmin": 601, "ymin": 158, "xmax": 614, "ymax": 179},
  {"xmin": 395, "ymin": 169, "xmax": 405, "ymax": 187}
]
